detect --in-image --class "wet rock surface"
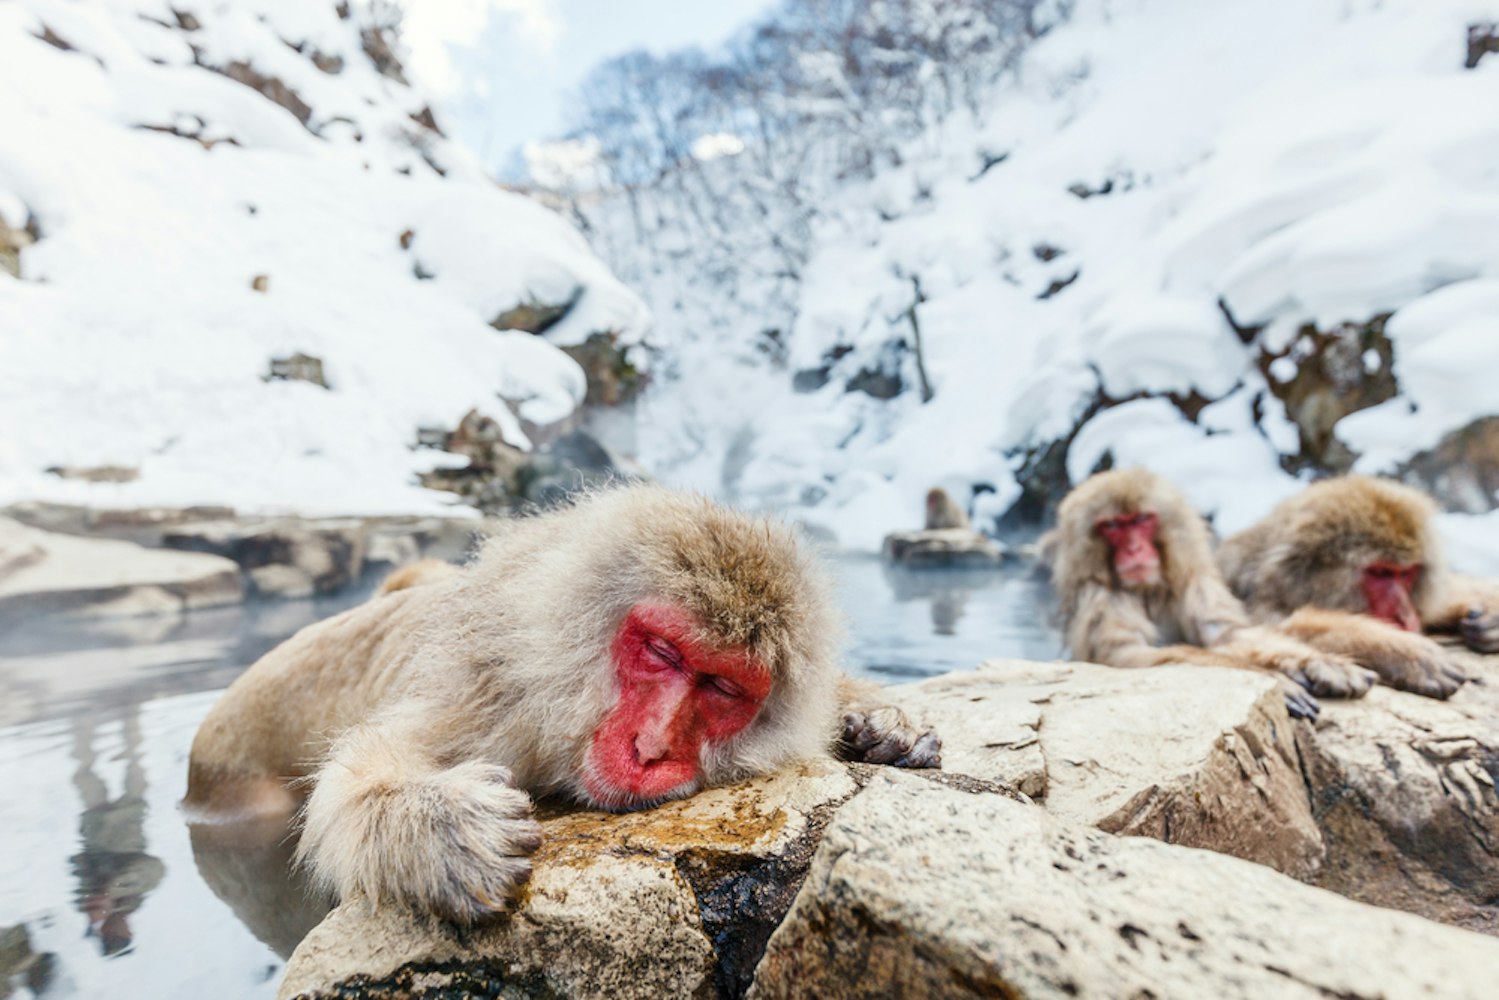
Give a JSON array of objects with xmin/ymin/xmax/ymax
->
[
  {"xmin": 881, "ymin": 528, "xmax": 1006, "ymax": 568},
  {"xmin": 0, "ymin": 516, "xmax": 243, "ymax": 620},
  {"xmin": 2, "ymin": 504, "xmax": 479, "ymax": 603}
]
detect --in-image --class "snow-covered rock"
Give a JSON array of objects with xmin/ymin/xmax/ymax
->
[
  {"xmin": 0, "ymin": 0, "xmax": 649, "ymax": 519},
  {"xmin": 578, "ymin": 0, "xmax": 1499, "ymax": 559}
]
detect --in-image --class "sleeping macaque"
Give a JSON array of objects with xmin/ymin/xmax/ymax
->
[
  {"xmin": 925, "ymin": 488, "xmax": 970, "ymax": 530},
  {"xmin": 1045, "ymin": 469, "xmax": 1375, "ymax": 719},
  {"xmin": 184, "ymin": 485, "xmax": 939, "ymax": 923},
  {"xmin": 1219, "ymin": 475, "xmax": 1491, "ymax": 699}
]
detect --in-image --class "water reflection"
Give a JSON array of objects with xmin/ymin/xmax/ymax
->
[
  {"xmin": 0, "ymin": 560, "xmax": 1059, "ymax": 998},
  {"xmin": 0, "ymin": 588, "xmax": 373, "ymax": 1000},
  {"xmin": 835, "ymin": 555, "xmax": 1061, "ymax": 679},
  {"xmin": 190, "ymin": 822, "xmax": 332, "ymax": 960},
  {"xmin": 69, "ymin": 709, "xmax": 163, "ymax": 957}
]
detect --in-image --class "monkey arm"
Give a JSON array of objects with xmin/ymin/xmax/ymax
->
[
  {"xmin": 1279, "ymin": 607, "xmax": 1466, "ymax": 699},
  {"xmin": 835, "ymin": 675, "xmax": 942, "ymax": 769},
  {"xmin": 296, "ymin": 704, "xmax": 542, "ymax": 924},
  {"xmin": 1424, "ymin": 574, "xmax": 1499, "ymax": 653}
]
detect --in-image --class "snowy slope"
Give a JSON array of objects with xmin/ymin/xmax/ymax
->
[
  {"xmin": 600, "ymin": 0, "xmax": 1499, "ymax": 555},
  {"xmin": 0, "ymin": 0, "xmax": 649, "ymax": 516}
]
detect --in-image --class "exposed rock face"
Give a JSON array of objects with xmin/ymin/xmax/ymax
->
[
  {"xmin": 2, "ymin": 504, "xmax": 478, "ymax": 602},
  {"xmin": 0, "ymin": 208, "xmax": 37, "ymax": 279},
  {"xmin": 491, "ymin": 294, "xmax": 580, "ymax": 335},
  {"xmin": 418, "ymin": 409, "xmax": 641, "ymax": 514},
  {"xmin": 561, "ymin": 331, "xmax": 646, "ymax": 407},
  {"xmin": 881, "ymin": 528, "xmax": 1007, "ymax": 569},
  {"xmin": 0, "ymin": 517, "xmax": 242, "ymax": 620},
  {"xmin": 279, "ymin": 761, "xmax": 874, "ymax": 1000},
  {"xmin": 1256, "ymin": 314, "xmax": 1397, "ymax": 474},
  {"xmin": 894, "ymin": 661, "xmax": 1324, "ymax": 879},
  {"xmin": 267, "ymin": 352, "xmax": 329, "ymax": 388},
  {"xmin": 1396, "ymin": 416, "xmax": 1499, "ymax": 514},
  {"xmin": 159, "ymin": 517, "xmax": 474, "ymax": 599},
  {"xmin": 749, "ymin": 771, "xmax": 1499, "ymax": 1000},
  {"xmin": 1308, "ymin": 645, "xmax": 1499, "ymax": 934}
]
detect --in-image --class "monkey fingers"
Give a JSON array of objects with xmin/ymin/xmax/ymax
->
[
  {"xmin": 1286, "ymin": 655, "xmax": 1377, "ymax": 700},
  {"xmin": 839, "ymin": 707, "xmax": 942, "ymax": 769},
  {"xmin": 301, "ymin": 755, "xmax": 544, "ymax": 926},
  {"xmin": 1385, "ymin": 651, "xmax": 1467, "ymax": 700},
  {"xmin": 1459, "ymin": 608, "xmax": 1499, "ymax": 655},
  {"xmin": 1276, "ymin": 679, "xmax": 1321, "ymax": 721}
]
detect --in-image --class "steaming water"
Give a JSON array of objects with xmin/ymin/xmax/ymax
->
[{"xmin": 0, "ymin": 558, "xmax": 1059, "ymax": 998}]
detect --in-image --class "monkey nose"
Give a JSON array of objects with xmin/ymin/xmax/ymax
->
[{"xmin": 634, "ymin": 729, "xmax": 672, "ymax": 766}]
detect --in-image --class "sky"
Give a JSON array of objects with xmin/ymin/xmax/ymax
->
[{"xmin": 401, "ymin": 0, "xmax": 778, "ymax": 178}]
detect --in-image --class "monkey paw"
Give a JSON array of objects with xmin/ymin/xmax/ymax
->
[
  {"xmin": 1460, "ymin": 607, "xmax": 1499, "ymax": 655},
  {"xmin": 1283, "ymin": 654, "xmax": 1377, "ymax": 701},
  {"xmin": 1389, "ymin": 650, "xmax": 1467, "ymax": 700},
  {"xmin": 839, "ymin": 706, "xmax": 942, "ymax": 769},
  {"xmin": 302, "ymin": 760, "xmax": 543, "ymax": 925}
]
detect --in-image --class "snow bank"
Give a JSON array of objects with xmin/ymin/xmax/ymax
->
[
  {"xmin": 596, "ymin": 0, "xmax": 1499, "ymax": 565},
  {"xmin": 0, "ymin": 0, "xmax": 647, "ymax": 516}
]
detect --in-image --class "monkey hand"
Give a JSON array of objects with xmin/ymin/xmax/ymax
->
[
  {"xmin": 1276, "ymin": 651, "xmax": 1377, "ymax": 701},
  {"xmin": 1390, "ymin": 648, "xmax": 1468, "ymax": 700},
  {"xmin": 1276, "ymin": 678, "xmax": 1321, "ymax": 721},
  {"xmin": 839, "ymin": 706, "xmax": 942, "ymax": 769},
  {"xmin": 300, "ymin": 758, "xmax": 543, "ymax": 924},
  {"xmin": 1460, "ymin": 607, "xmax": 1499, "ymax": 655}
]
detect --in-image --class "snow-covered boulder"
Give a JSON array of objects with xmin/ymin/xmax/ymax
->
[{"xmin": 0, "ymin": 0, "xmax": 649, "ymax": 519}]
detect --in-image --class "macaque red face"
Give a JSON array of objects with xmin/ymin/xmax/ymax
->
[
  {"xmin": 584, "ymin": 603, "xmax": 772, "ymax": 807},
  {"xmin": 1361, "ymin": 561, "xmax": 1422, "ymax": 632},
  {"xmin": 1097, "ymin": 511, "xmax": 1161, "ymax": 587}
]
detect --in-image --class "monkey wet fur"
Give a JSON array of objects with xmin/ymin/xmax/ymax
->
[{"xmin": 184, "ymin": 485, "xmax": 939, "ymax": 923}]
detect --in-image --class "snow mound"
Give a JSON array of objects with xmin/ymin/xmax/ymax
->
[
  {"xmin": 594, "ymin": 0, "xmax": 1499, "ymax": 561},
  {"xmin": 0, "ymin": 0, "xmax": 648, "ymax": 516}
]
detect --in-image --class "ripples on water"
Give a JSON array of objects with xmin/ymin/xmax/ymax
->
[{"xmin": 0, "ymin": 557, "xmax": 1058, "ymax": 998}]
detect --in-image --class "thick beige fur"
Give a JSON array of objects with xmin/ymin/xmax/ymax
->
[
  {"xmin": 1044, "ymin": 468, "xmax": 1374, "ymax": 708},
  {"xmin": 1220, "ymin": 475, "xmax": 1490, "ymax": 698},
  {"xmin": 924, "ymin": 488, "xmax": 970, "ymax": 530},
  {"xmin": 184, "ymin": 484, "xmax": 936, "ymax": 922}
]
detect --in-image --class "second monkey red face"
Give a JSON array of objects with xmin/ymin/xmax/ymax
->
[
  {"xmin": 1097, "ymin": 511, "xmax": 1161, "ymax": 587},
  {"xmin": 584, "ymin": 603, "xmax": 773, "ymax": 807}
]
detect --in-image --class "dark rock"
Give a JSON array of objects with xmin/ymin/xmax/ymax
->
[
  {"xmin": 45, "ymin": 465, "xmax": 139, "ymax": 484},
  {"xmin": 560, "ymin": 332, "xmax": 645, "ymax": 407},
  {"xmin": 215, "ymin": 60, "xmax": 313, "ymax": 126},
  {"xmin": 1396, "ymin": 416, "xmax": 1499, "ymax": 514},
  {"xmin": 882, "ymin": 529, "xmax": 1006, "ymax": 568},
  {"xmin": 1467, "ymin": 23, "xmax": 1499, "ymax": 69},
  {"xmin": 266, "ymin": 352, "xmax": 328, "ymax": 388},
  {"xmin": 490, "ymin": 293, "xmax": 580, "ymax": 335},
  {"xmin": 1256, "ymin": 314, "xmax": 1397, "ymax": 474}
]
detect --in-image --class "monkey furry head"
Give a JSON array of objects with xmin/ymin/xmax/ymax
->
[
  {"xmin": 188, "ymin": 482, "xmax": 941, "ymax": 924},
  {"xmin": 1219, "ymin": 475, "xmax": 1447, "ymax": 624},
  {"xmin": 428, "ymin": 484, "xmax": 844, "ymax": 810},
  {"xmin": 1047, "ymin": 468, "xmax": 1216, "ymax": 608}
]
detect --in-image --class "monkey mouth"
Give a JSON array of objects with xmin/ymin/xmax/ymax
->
[{"xmin": 581, "ymin": 744, "xmax": 701, "ymax": 811}]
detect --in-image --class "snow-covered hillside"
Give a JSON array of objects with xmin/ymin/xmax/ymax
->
[
  {"xmin": 0, "ymin": 0, "xmax": 648, "ymax": 516},
  {"xmin": 578, "ymin": 0, "xmax": 1499, "ymax": 560}
]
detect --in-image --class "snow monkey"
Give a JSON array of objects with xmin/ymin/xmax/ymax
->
[
  {"xmin": 1045, "ymin": 468, "xmax": 1376, "ymax": 719},
  {"xmin": 925, "ymin": 487, "xmax": 970, "ymax": 530},
  {"xmin": 1219, "ymin": 475, "xmax": 1495, "ymax": 699},
  {"xmin": 184, "ymin": 485, "xmax": 940, "ymax": 923}
]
